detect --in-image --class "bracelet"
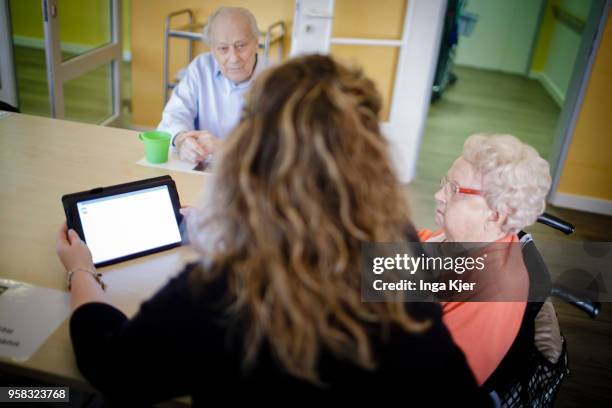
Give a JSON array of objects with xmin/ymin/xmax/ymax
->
[{"xmin": 67, "ymin": 267, "xmax": 107, "ymax": 291}]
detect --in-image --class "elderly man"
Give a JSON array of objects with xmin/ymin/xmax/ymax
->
[{"xmin": 158, "ymin": 7, "xmax": 263, "ymax": 163}]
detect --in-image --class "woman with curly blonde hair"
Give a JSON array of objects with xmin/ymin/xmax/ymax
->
[{"xmin": 57, "ymin": 55, "xmax": 486, "ymax": 405}]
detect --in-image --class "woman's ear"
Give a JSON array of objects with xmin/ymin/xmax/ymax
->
[{"xmin": 487, "ymin": 210, "xmax": 507, "ymax": 231}]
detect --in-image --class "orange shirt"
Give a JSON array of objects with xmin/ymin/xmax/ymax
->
[{"xmin": 418, "ymin": 229, "xmax": 528, "ymax": 385}]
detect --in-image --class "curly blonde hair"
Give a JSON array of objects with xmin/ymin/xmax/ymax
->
[
  {"xmin": 187, "ymin": 55, "xmax": 426, "ymax": 384},
  {"xmin": 462, "ymin": 134, "xmax": 551, "ymax": 233}
]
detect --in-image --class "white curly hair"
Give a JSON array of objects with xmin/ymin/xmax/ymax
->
[{"xmin": 462, "ymin": 134, "xmax": 551, "ymax": 234}]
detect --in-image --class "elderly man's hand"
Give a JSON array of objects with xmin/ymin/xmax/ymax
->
[{"xmin": 176, "ymin": 131, "xmax": 221, "ymax": 163}]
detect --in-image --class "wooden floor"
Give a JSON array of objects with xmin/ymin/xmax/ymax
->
[{"xmin": 409, "ymin": 66, "xmax": 612, "ymax": 407}]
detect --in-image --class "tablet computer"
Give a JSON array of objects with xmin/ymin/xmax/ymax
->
[{"xmin": 62, "ymin": 175, "xmax": 184, "ymax": 267}]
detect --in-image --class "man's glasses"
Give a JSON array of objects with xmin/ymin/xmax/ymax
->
[{"xmin": 440, "ymin": 177, "xmax": 483, "ymax": 197}]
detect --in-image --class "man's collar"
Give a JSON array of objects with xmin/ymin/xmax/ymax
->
[
  {"xmin": 243, "ymin": 54, "xmax": 263, "ymax": 86},
  {"xmin": 252, "ymin": 53, "xmax": 266, "ymax": 76},
  {"xmin": 213, "ymin": 56, "xmax": 223, "ymax": 78}
]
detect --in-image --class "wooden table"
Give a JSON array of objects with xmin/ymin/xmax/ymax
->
[{"xmin": 0, "ymin": 113, "xmax": 208, "ymax": 396}]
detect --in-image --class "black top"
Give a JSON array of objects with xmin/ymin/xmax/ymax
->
[{"xmin": 70, "ymin": 264, "xmax": 490, "ymax": 406}]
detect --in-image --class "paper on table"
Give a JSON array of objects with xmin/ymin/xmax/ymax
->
[
  {"xmin": 0, "ymin": 278, "xmax": 71, "ymax": 361},
  {"xmin": 137, "ymin": 150, "xmax": 212, "ymax": 175}
]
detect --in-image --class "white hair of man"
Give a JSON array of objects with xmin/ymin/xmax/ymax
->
[
  {"xmin": 202, "ymin": 7, "xmax": 260, "ymax": 45},
  {"xmin": 462, "ymin": 133, "xmax": 552, "ymax": 234}
]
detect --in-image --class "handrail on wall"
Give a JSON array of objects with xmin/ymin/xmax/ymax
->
[{"xmin": 552, "ymin": 4, "xmax": 585, "ymax": 35}]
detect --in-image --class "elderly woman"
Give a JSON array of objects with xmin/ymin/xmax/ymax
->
[{"xmin": 419, "ymin": 133, "xmax": 552, "ymax": 385}]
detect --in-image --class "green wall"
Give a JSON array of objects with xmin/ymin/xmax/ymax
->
[{"xmin": 10, "ymin": 0, "xmax": 130, "ymax": 55}]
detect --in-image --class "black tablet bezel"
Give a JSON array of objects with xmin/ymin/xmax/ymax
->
[{"xmin": 62, "ymin": 175, "xmax": 184, "ymax": 268}]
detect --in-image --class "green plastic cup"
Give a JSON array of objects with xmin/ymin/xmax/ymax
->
[{"xmin": 139, "ymin": 131, "xmax": 171, "ymax": 164}]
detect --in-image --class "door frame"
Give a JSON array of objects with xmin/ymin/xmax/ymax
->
[
  {"xmin": 382, "ymin": 0, "xmax": 447, "ymax": 183},
  {"xmin": 0, "ymin": 0, "xmax": 18, "ymax": 109},
  {"xmin": 291, "ymin": 0, "xmax": 447, "ymax": 183},
  {"xmin": 547, "ymin": 0, "xmax": 612, "ymax": 210},
  {"xmin": 42, "ymin": 0, "xmax": 122, "ymax": 125}
]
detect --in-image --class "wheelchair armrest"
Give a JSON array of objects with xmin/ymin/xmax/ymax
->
[
  {"xmin": 537, "ymin": 213, "xmax": 575, "ymax": 235},
  {"xmin": 551, "ymin": 284, "xmax": 601, "ymax": 318}
]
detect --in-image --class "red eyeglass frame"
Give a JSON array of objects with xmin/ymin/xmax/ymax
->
[{"xmin": 440, "ymin": 177, "xmax": 483, "ymax": 197}]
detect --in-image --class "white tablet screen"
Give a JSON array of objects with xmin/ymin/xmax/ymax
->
[{"xmin": 77, "ymin": 185, "xmax": 182, "ymax": 264}]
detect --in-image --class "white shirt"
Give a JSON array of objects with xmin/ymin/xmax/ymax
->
[{"xmin": 157, "ymin": 52, "xmax": 264, "ymax": 145}]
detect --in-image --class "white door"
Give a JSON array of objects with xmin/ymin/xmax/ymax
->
[
  {"xmin": 291, "ymin": 0, "xmax": 447, "ymax": 183},
  {"xmin": 0, "ymin": 0, "xmax": 18, "ymax": 109},
  {"xmin": 42, "ymin": 0, "xmax": 122, "ymax": 125}
]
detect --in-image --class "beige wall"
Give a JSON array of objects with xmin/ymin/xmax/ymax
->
[
  {"xmin": 531, "ymin": 0, "xmax": 558, "ymax": 72},
  {"xmin": 131, "ymin": 0, "xmax": 407, "ymax": 127},
  {"xmin": 556, "ymin": 12, "xmax": 612, "ymax": 201},
  {"xmin": 330, "ymin": 45, "xmax": 399, "ymax": 121},
  {"xmin": 330, "ymin": 0, "xmax": 406, "ymax": 121}
]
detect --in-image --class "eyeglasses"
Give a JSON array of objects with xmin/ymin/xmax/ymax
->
[{"xmin": 440, "ymin": 177, "xmax": 483, "ymax": 197}]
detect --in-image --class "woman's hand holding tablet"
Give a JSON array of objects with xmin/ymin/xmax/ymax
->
[{"xmin": 61, "ymin": 176, "xmax": 184, "ymax": 267}]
